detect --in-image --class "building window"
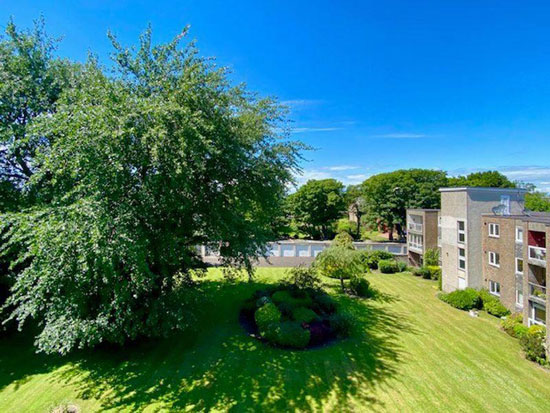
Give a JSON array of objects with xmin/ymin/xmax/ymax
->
[
  {"xmin": 488, "ymin": 251, "xmax": 500, "ymax": 267},
  {"xmin": 515, "ymin": 258, "xmax": 524, "ymax": 274},
  {"xmin": 457, "ymin": 220, "xmax": 466, "ymax": 244},
  {"xmin": 516, "ymin": 284, "xmax": 523, "ymax": 307},
  {"xmin": 488, "ymin": 223, "xmax": 500, "ymax": 238},
  {"xmin": 516, "ymin": 226, "xmax": 523, "ymax": 243},
  {"xmin": 489, "ymin": 280, "xmax": 501, "ymax": 296},
  {"xmin": 530, "ymin": 303, "xmax": 546, "ymax": 326},
  {"xmin": 458, "ymin": 247, "xmax": 466, "ymax": 270}
]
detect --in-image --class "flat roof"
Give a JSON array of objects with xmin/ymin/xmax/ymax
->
[
  {"xmin": 481, "ymin": 212, "xmax": 550, "ymax": 225},
  {"xmin": 439, "ymin": 187, "xmax": 528, "ymax": 193}
]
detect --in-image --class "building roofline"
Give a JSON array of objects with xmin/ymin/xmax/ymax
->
[
  {"xmin": 439, "ymin": 187, "xmax": 528, "ymax": 193},
  {"xmin": 481, "ymin": 212, "xmax": 550, "ymax": 225},
  {"xmin": 407, "ymin": 208, "xmax": 440, "ymax": 212}
]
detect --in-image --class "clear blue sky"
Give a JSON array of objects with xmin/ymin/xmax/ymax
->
[{"xmin": 2, "ymin": 1, "xmax": 550, "ymax": 190}]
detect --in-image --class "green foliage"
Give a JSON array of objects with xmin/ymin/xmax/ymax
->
[
  {"xmin": 378, "ymin": 259, "xmax": 399, "ymax": 274},
  {"xmin": 426, "ymin": 266, "xmax": 442, "ymax": 280},
  {"xmin": 349, "ymin": 275, "xmax": 370, "ymax": 297},
  {"xmin": 423, "ymin": 248, "xmax": 440, "ymax": 266},
  {"xmin": 448, "ymin": 171, "xmax": 516, "ymax": 188},
  {"xmin": 359, "ymin": 250, "xmax": 394, "ymax": 270},
  {"xmin": 254, "ymin": 303, "xmax": 282, "ymax": 332},
  {"xmin": 413, "ymin": 266, "xmax": 431, "ymax": 279},
  {"xmin": 513, "ymin": 324, "xmax": 529, "ymax": 339},
  {"xmin": 336, "ymin": 218, "xmax": 356, "ymax": 238},
  {"xmin": 361, "ymin": 169, "xmax": 448, "ymax": 240},
  {"xmin": 332, "ymin": 232, "xmax": 355, "ymax": 249},
  {"xmin": 271, "ymin": 321, "xmax": 311, "ymax": 349},
  {"xmin": 292, "ymin": 307, "xmax": 318, "ymax": 324},
  {"xmin": 397, "ymin": 261, "xmax": 409, "ymax": 272},
  {"xmin": 1, "ymin": 26, "xmax": 302, "ymax": 354},
  {"xmin": 286, "ymin": 179, "xmax": 346, "ymax": 240},
  {"xmin": 284, "ymin": 266, "xmax": 322, "ymax": 290},
  {"xmin": 328, "ymin": 313, "xmax": 354, "ymax": 337},
  {"xmin": 478, "ymin": 289, "xmax": 510, "ymax": 317},
  {"xmin": 520, "ymin": 325, "xmax": 547, "ymax": 364},
  {"xmin": 439, "ymin": 288, "xmax": 482, "ymax": 311},
  {"xmin": 314, "ymin": 246, "xmax": 363, "ymax": 290},
  {"xmin": 502, "ymin": 313, "xmax": 523, "ymax": 337},
  {"xmin": 271, "ymin": 290, "xmax": 312, "ymax": 309},
  {"xmin": 309, "ymin": 291, "xmax": 337, "ymax": 314},
  {"xmin": 525, "ymin": 192, "xmax": 550, "ymax": 212}
]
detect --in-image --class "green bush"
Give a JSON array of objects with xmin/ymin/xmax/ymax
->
[
  {"xmin": 272, "ymin": 321, "xmax": 311, "ymax": 348},
  {"xmin": 479, "ymin": 289, "xmax": 510, "ymax": 317},
  {"xmin": 502, "ymin": 313, "xmax": 523, "ymax": 336},
  {"xmin": 329, "ymin": 313, "xmax": 354, "ymax": 337},
  {"xmin": 424, "ymin": 248, "xmax": 440, "ymax": 266},
  {"xmin": 413, "ymin": 267, "xmax": 430, "ymax": 278},
  {"xmin": 349, "ymin": 275, "xmax": 370, "ymax": 297},
  {"xmin": 272, "ymin": 290, "xmax": 312, "ymax": 309},
  {"xmin": 520, "ymin": 325, "xmax": 547, "ymax": 363},
  {"xmin": 285, "ymin": 266, "xmax": 322, "ymax": 290},
  {"xmin": 513, "ymin": 324, "xmax": 529, "ymax": 339},
  {"xmin": 426, "ymin": 266, "xmax": 442, "ymax": 281},
  {"xmin": 310, "ymin": 292, "xmax": 337, "ymax": 314},
  {"xmin": 378, "ymin": 259, "xmax": 399, "ymax": 274},
  {"xmin": 332, "ymin": 232, "xmax": 355, "ymax": 249},
  {"xmin": 397, "ymin": 261, "xmax": 408, "ymax": 272},
  {"xmin": 254, "ymin": 303, "xmax": 281, "ymax": 331},
  {"xmin": 336, "ymin": 219, "xmax": 357, "ymax": 238},
  {"xmin": 439, "ymin": 288, "xmax": 482, "ymax": 310},
  {"xmin": 359, "ymin": 250, "xmax": 394, "ymax": 270},
  {"xmin": 292, "ymin": 307, "xmax": 318, "ymax": 324}
]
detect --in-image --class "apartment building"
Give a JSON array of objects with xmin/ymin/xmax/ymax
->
[
  {"xmin": 406, "ymin": 209, "xmax": 440, "ymax": 266},
  {"xmin": 481, "ymin": 213, "xmax": 550, "ymax": 334},
  {"xmin": 438, "ymin": 187, "xmax": 526, "ymax": 292}
]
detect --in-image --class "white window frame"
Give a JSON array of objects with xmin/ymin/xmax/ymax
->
[
  {"xmin": 458, "ymin": 247, "xmax": 466, "ymax": 270},
  {"xmin": 516, "ymin": 286, "xmax": 523, "ymax": 307},
  {"xmin": 488, "ymin": 251, "xmax": 500, "ymax": 267},
  {"xmin": 516, "ymin": 226, "xmax": 523, "ymax": 243},
  {"xmin": 488, "ymin": 223, "xmax": 500, "ymax": 238},
  {"xmin": 489, "ymin": 280, "xmax": 501, "ymax": 296},
  {"xmin": 515, "ymin": 257, "xmax": 524, "ymax": 274},
  {"xmin": 457, "ymin": 220, "xmax": 466, "ymax": 244}
]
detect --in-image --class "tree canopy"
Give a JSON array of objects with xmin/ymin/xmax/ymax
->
[
  {"xmin": 0, "ymin": 23, "xmax": 302, "ymax": 353},
  {"xmin": 526, "ymin": 192, "xmax": 550, "ymax": 212},
  {"xmin": 286, "ymin": 179, "xmax": 346, "ymax": 239},
  {"xmin": 361, "ymin": 169, "xmax": 448, "ymax": 240},
  {"xmin": 448, "ymin": 171, "xmax": 515, "ymax": 188}
]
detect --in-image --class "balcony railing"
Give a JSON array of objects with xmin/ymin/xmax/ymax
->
[
  {"xmin": 408, "ymin": 222, "xmax": 423, "ymax": 232},
  {"xmin": 529, "ymin": 246, "xmax": 547, "ymax": 264},
  {"xmin": 529, "ymin": 282, "xmax": 547, "ymax": 303},
  {"xmin": 408, "ymin": 242, "xmax": 423, "ymax": 252}
]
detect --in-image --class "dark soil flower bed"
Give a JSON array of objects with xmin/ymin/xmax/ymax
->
[{"xmin": 240, "ymin": 285, "xmax": 352, "ymax": 349}]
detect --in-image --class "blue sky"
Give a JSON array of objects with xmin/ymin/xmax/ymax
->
[{"xmin": 2, "ymin": 1, "xmax": 550, "ymax": 191}]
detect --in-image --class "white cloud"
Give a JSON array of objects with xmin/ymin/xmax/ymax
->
[
  {"xmin": 281, "ymin": 99, "xmax": 322, "ymax": 107},
  {"xmin": 372, "ymin": 133, "xmax": 428, "ymax": 139},
  {"xmin": 292, "ymin": 127, "xmax": 341, "ymax": 134},
  {"xmin": 326, "ymin": 165, "xmax": 359, "ymax": 171}
]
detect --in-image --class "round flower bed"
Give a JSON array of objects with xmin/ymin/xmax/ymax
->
[{"xmin": 240, "ymin": 285, "xmax": 352, "ymax": 349}]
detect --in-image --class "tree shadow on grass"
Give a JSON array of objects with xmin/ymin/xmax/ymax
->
[{"xmin": 47, "ymin": 279, "xmax": 416, "ymax": 412}]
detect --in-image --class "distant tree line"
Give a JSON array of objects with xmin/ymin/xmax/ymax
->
[{"xmin": 284, "ymin": 169, "xmax": 549, "ymax": 241}]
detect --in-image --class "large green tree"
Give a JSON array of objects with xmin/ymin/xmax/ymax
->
[
  {"xmin": 1, "ymin": 27, "xmax": 301, "ymax": 353},
  {"xmin": 448, "ymin": 171, "xmax": 515, "ymax": 188},
  {"xmin": 361, "ymin": 169, "xmax": 448, "ymax": 240},
  {"xmin": 287, "ymin": 179, "xmax": 346, "ymax": 239},
  {"xmin": 526, "ymin": 192, "xmax": 550, "ymax": 212}
]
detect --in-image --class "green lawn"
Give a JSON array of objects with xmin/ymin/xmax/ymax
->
[{"xmin": 1, "ymin": 269, "xmax": 549, "ymax": 412}]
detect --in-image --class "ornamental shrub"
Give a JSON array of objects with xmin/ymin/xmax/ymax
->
[
  {"xmin": 378, "ymin": 259, "xmax": 399, "ymax": 274},
  {"xmin": 349, "ymin": 275, "xmax": 370, "ymax": 297},
  {"xmin": 397, "ymin": 261, "xmax": 408, "ymax": 272},
  {"xmin": 413, "ymin": 267, "xmax": 430, "ymax": 278},
  {"xmin": 479, "ymin": 289, "xmax": 510, "ymax": 317},
  {"xmin": 310, "ymin": 292, "xmax": 337, "ymax": 314},
  {"xmin": 254, "ymin": 303, "xmax": 281, "ymax": 331},
  {"xmin": 272, "ymin": 321, "xmax": 311, "ymax": 348},
  {"xmin": 285, "ymin": 266, "xmax": 322, "ymax": 290},
  {"xmin": 360, "ymin": 250, "xmax": 394, "ymax": 270},
  {"xmin": 272, "ymin": 290, "xmax": 312, "ymax": 309},
  {"xmin": 520, "ymin": 325, "xmax": 547, "ymax": 363},
  {"xmin": 329, "ymin": 313, "xmax": 354, "ymax": 337},
  {"xmin": 426, "ymin": 266, "xmax": 442, "ymax": 281},
  {"xmin": 513, "ymin": 324, "xmax": 529, "ymax": 339},
  {"xmin": 439, "ymin": 288, "xmax": 482, "ymax": 310},
  {"xmin": 502, "ymin": 313, "xmax": 523, "ymax": 336},
  {"xmin": 424, "ymin": 248, "xmax": 440, "ymax": 266},
  {"xmin": 292, "ymin": 307, "xmax": 318, "ymax": 324}
]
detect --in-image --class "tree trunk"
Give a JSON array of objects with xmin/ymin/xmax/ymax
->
[
  {"xmin": 355, "ymin": 213, "xmax": 361, "ymax": 239},
  {"xmin": 340, "ymin": 275, "xmax": 345, "ymax": 292},
  {"xmin": 388, "ymin": 224, "xmax": 394, "ymax": 241}
]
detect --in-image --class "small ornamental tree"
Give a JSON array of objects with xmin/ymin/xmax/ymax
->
[{"xmin": 314, "ymin": 247, "xmax": 363, "ymax": 292}]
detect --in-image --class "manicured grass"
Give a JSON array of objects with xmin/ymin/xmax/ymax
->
[{"xmin": 1, "ymin": 268, "xmax": 549, "ymax": 412}]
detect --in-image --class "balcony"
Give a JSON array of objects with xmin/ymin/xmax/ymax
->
[
  {"xmin": 408, "ymin": 241, "xmax": 423, "ymax": 253},
  {"xmin": 408, "ymin": 222, "xmax": 423, "ymax": 233},
  {"xmin": 529, "ymin": 282, "xmax": 547, "ymax": 304},
  {"xmin": 528, "ymin": 246, "xmax": 547, "ymax": 267}
]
